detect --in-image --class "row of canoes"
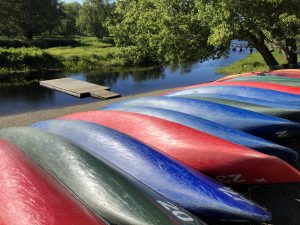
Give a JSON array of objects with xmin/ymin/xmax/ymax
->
[{"xmin": 1, "ymin": 69, "xmax": 300, "ymax": 224}]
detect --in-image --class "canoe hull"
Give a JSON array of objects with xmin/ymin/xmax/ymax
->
[
  {"xmin": 177, "ymin": 95, "xmax": 300, "ymax": 123},
  {"xmin": 0, "ymin": 128, "xmax": 204, "ymax": 225},
  {"xmin": 99, "ymin": 106, "xmax": 298, "ymax": 163},
  {"xmin": 31, "ymin": 120, "xmax": 271, "ymax": 223},
  {"xmin": 165, "ymin": 85, "xmax": 300, "ymax": 106},
  {"xmin": 229, "ymin": 75, "xmax": 300, "ymax": 87},
  {"xmin": 59, "ymin": 110, "xmax": 300, "ymax": 184},
  {"xmin": 0, "ymin": 139, "xmax": 107, "ymax": 225},
  {"xmin": 102, "ymin": 96, "xmax": 300, "ymax": 140}
]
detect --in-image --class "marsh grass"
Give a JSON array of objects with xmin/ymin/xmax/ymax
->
[
  {"xmin": 217, "ymin": 51, "xmax": 288, "ymax": 75},
  {"xmin": 0, "ymin": 36, "xmax": 123, "ymax": 75}
]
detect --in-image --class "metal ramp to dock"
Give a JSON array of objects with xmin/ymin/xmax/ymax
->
[{"xmin": 40, "ymin": 78, "xmax": 121, "ymax": 100}]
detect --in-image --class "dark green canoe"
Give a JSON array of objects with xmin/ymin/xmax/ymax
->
[
  {"xmin": 229, "ymin": 75, "xmax": 300, "ymax": 88},
  {"xmin": 0, "ymin": 127, "xmax": 205, "ymax": 225},
  {"xmin": 178, "ymin": 95, "xmax": 300, "ymax": 123}
]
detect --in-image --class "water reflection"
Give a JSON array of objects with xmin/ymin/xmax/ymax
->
[{"xmin": 0, "ymin": 50, "xmax": 249, "ymax": 115}]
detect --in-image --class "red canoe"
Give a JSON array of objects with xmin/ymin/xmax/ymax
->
[
  {"xmin": 0, "ymin": 139, "xmax": 107, "ymax": 225},
  {"xmin": 268, "ymin": 69, "xmax": 300, "ymax": 78},
  {"xmin": 165, "ymin": 81, "xmax": 300, "ymax": 96},
  {"xmin": 60, "ymin": 111, "xmax": 300, "ymax": 185}
]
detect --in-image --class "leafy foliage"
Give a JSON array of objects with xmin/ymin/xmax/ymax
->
[
  {"xmin": 77, "ymin": 0, "xmax": 113, "ymax": 38},
  {"xmin": 0, "ymin": 37, "xmax": 123, "ymax": 75},
  {"xmin": 217, "ymin": 51, "xmax": 287, "ymax": 75},
  {"xmin": 0, "ymin": 0, "xmax": 62, "ymax": 39},
  {"xmin": 109, "ymin": 0, "xmax": 219, "ymax": 65},
  {"xmin": 0, "ymin": 37, "xmax": 80, "ymax": 49},
  {"xmin": 201, "ymin": 0, "xmax": 300, "ymax": 65},
  {"xmin": 56, "ymin": 2, "xmax": 81, "ymax": 36}
]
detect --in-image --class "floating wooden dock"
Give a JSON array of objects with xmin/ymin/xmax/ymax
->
[{"xmin": 40, "ymin": 78, "xmax": 121, "ymax": 100}]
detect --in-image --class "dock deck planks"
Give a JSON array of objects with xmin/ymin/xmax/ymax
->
[{"xmin": 40, "ymin": 78, "xmax": 121, "ymax": 100}]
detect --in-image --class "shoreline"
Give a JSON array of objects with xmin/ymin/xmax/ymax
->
[
  {"xmin": 1, "ymin": 86, "xmax": 300, "ymax": 225},
  {"xmin": 0, "ymin": 88, "xmax": 173, "ymax": 129}
]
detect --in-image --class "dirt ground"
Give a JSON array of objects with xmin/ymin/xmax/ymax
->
[{"xmin": 0, "ymin": 88, "xmax": 299, "ymax": 225}]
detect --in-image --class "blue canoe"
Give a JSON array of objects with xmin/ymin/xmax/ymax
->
[
  {"xmin": 101, "ymin": 105, "xmax": 297, "ymax": 164},
  {"xmin": 101, "ymin": 97, "xmax": 300, "ymax": 140},
  {"xmin": 174, "ymin": 93, "xmax": 300, "ymax": 109},
  {"xmin": 32, "ymin": 120, "xmax": 271, "ymax": 223},
  {"xmin": 165, "ymin": 85, "xmax": 300, "ymax": 107}
]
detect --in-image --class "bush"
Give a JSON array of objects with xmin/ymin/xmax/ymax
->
[
  {"xmin": 101, "ymin": 37, "xmax": 115, "ymax": 45},
  {"xmin": 0, "ymin": 37, "xmax": 80, "ymax": 49},
  {"xmin": 118, "ymin": 46, "xmax": 158, "ymax": 66},
  {"xmin": 0, "ymin": 47, "xmax": 62, "ymax": 72}
]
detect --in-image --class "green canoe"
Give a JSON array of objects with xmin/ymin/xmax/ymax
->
[
  {"xmin": 229, "ymin": 75, "xmax": 300, "ymax": 88},
  {"xmin": 0, "ymin": 127, "xmax": 205, "ymax": 225},
  {"xmin": 178, "ymin": 95, "xmax": 300, "ymax": 123}
]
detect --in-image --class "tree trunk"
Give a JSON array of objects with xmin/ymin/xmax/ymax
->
[
  {"xmin": 23, "ymin": 28, "xmax": 33, "ymax": 40},
  {"xmin": 247, "ymin": 33, "xmax": 279, "ymax": 67},
  {"xmin": 285, "ymin": 38, "xmax": 298, "ymax": 65}
]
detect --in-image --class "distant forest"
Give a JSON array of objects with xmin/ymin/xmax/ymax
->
[{"xmin": 0, "ymin": 0, "xmax": 114, "ymax": 39}]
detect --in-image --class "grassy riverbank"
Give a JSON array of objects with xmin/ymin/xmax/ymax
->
[
  {"xmin": 217, "ymin": 50, "xmax": 288, "ymax": 75},
  {"xmin": 0, "ymin": 36, "xmax": 124, "ymax": 75}
]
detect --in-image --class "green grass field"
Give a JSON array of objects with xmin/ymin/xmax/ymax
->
[
  {"xmin": 217, "ymin": 50, "xmax": 288, "ymax": 75},
  {"xmin": 0, "ymin": 36, "xmax": 123, "ymax": 75}
]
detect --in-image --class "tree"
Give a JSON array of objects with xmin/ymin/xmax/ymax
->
[
  {"xmin": 77, "ymin": 0, "xmax": 113, "ymax": 38},
  {"xmin": 56, "ymin": 2, "xmax": 81, "ymax": 36},
  {"xmin": 109, "ymin": 0, "xmax": 219, "ymax": 65},
  {"xmin": 0, "ymin": 0, "xmax": 62, "ymax": 39},
  {"xmin": 200, "ymin": 0, "xmax": 300, "ymax": 67}
]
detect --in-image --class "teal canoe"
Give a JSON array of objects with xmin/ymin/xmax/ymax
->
[
  {"xmin": 0, "ymin": 127, "xmax": 206, "ymax": 225},
  {"xmin": 229, "ymin": 75, "xmax": 300, "ymax": 87}
]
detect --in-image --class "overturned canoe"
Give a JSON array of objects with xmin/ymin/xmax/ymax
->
[
  {"xmin": 167, "ymin": 81, "xmax": 300, "ymax": 96},
  {"xmin": 99, "ymin": 106, "xmax": 297, "ymax": 163},
  {"xmin": 165, "ymin": 85, "xmax": 300, "ymax": 106},
  {"xmin": 0, "ymin": 128, "xmax": 205, "ymax": 225},
  {"xmin": 172, "ymin": 92, "xmax": 300, "ymax": 109},
  {"xmin": 268, "ymin": 69, "xmax": 300, "ymax": 78},
  {"xmin": 216, "ymin": 72, "xmax": 265, "ymax": 82},
  {"xmin": 216, "ymin": 70, "xmax": 300, "ymax": 82},
  {"xmin": 59, "ymin": 110, "xmax": 300, "ymax": 181},
  {"xmin": 0, "ymin": 139, "xmax": 107, "ymax": 225},
  {"xmin": 102, "ymin": 97, "xmax": 300, "ymax": 140},
  {"xmin": 31, "ymin": 120, "xmax": 271, "ymax": 223},
  {"xmin": 178, "ymin": 95, "xmax": 300, "ymax": 123},
  {"xmin": 228, "ymin": 75, "xmax": 300, "ymax": 88}
]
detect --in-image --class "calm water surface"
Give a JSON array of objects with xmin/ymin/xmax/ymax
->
[{"xmin": 0, "ymin": 51, "xmax": 250, "ymax": 116}]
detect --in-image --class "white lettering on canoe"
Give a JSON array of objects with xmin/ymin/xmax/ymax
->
[
  {"xmin": 276, "ymin": 130, "xmax": 289, "ymax": 138},
  {"xmin": 255, "ymin": 178, "xmax": 266, "ymax": 183},
  {"xmin": 156, "ymin": 200, "xmax": 194, "ymax": 222},
  {"xmin": 219, "ymin": 187, "xmax": 255, "ymax": 205}
]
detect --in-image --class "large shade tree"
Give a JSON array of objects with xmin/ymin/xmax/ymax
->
[
  {"xmin": 77, "ymin": 0, "xmax": 113, "ymax": 38},
  {"xmin": 56, "ymin": 2, "xmax": 81, "ymax": 36},
  {"xmin": 109, "ymin": 0, "xmax": 219, "ymax": 65},
  {"xmin": 201, "ymin": 0, "xmax": 300, "ymax": 67},
  {"xmin": 0, "ymin": 0, "xmax": 62, "ymax": 39}
]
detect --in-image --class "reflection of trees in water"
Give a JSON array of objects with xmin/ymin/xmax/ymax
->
[
  {"xmin": 85, "ymin": 67, "xmax": 165, "ymax": 87},
  {"xmin": 0, "ymin": 73, "xmax": 56, "ymax": 103},
  {"xmin": 0, "ymin": 66, "xmax": 164, "ymax": 104},
  {"xmin": 167, "ymin": 62, "xmax": 200, "ymax": 74},
  {"xmin": 0, "ymin": 72, "xmax": 64, "ymax": 88}
]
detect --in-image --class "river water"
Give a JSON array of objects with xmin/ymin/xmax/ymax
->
[{"xmin": 0, "ymin": 50, "xmax": 250, "ymax": 116}]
